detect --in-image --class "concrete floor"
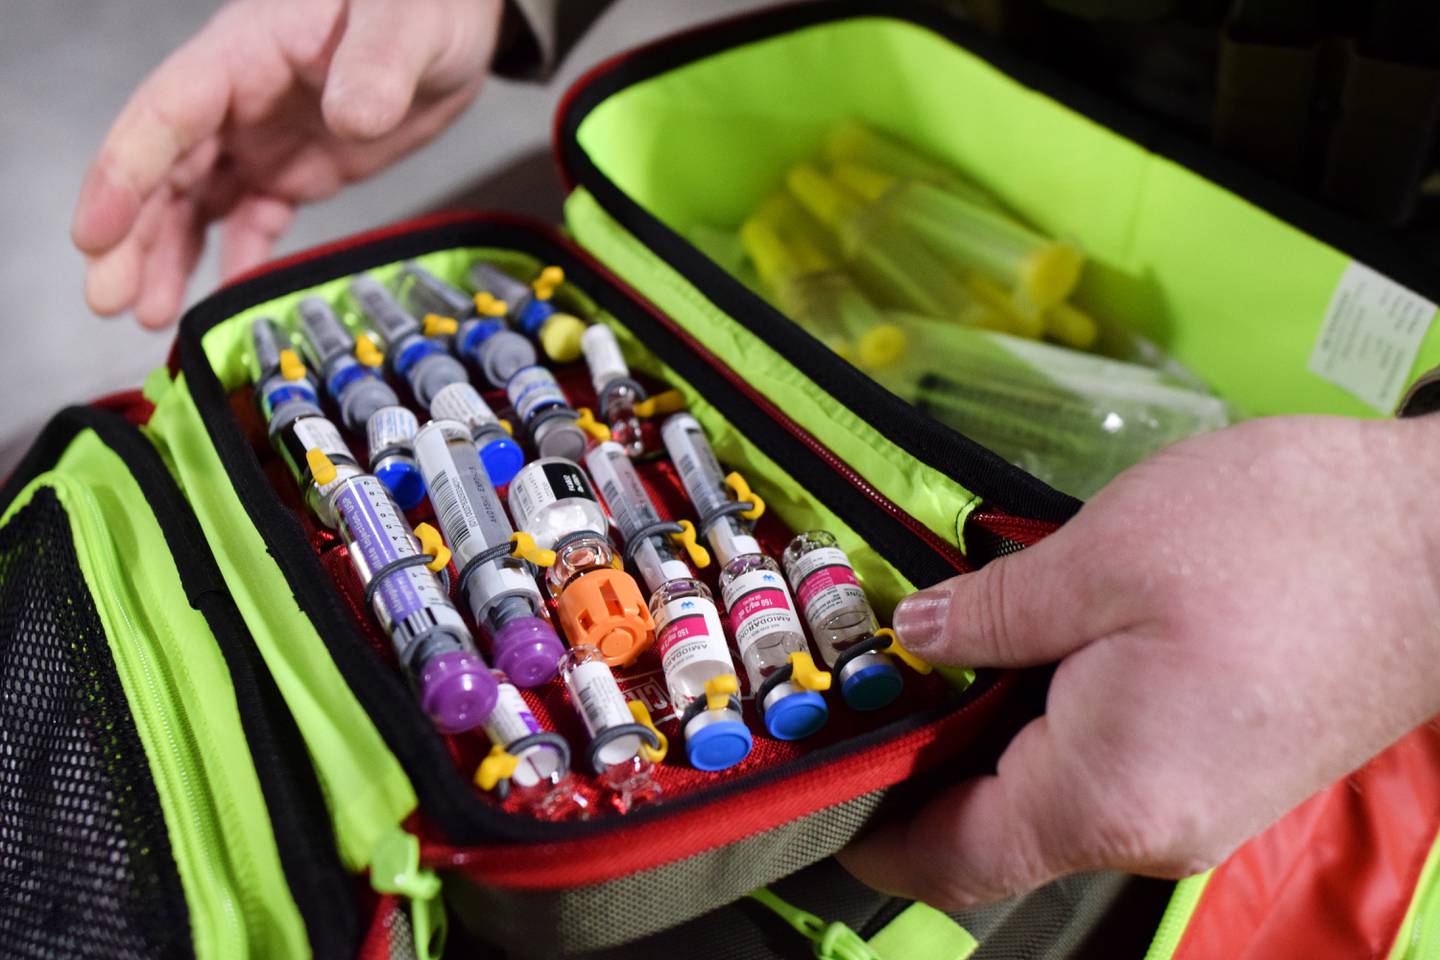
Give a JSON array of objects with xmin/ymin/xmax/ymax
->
[{"xmin": 0, "ymin": 0, "xmax": 780, "ymax": 470}]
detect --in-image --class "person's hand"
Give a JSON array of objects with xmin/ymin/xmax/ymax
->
[
  {"xmin": 72, "ymin": 0, "xmax": 503, "ymax": 328},
  {"xmin": 840, "ymin": 414, "xmax": 1440, "ymax": 907}
]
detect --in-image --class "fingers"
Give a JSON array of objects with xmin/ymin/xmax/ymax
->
[
  {"xmin": 135, "ymin": 194, "xmax": 207, "ymax": 329},
  {"xmin": 84, "ymin": 187, "xmax": 170, "ymax": 317},
  {"xmin": 839, "ymin": 717, "xmax": 1086, "ymax": 908},
  {"xmin": 220, "ymin": 194, "xmax": 295, "ymax": 279},
  {"xmin": 322, "ymin": 0, "xmax": 441, "ymax": 140},
  {"xmin": 72, "ymin": 18, "xmax": 233, "ymax": 255},
  {"xmin": 893, "ymin": 526, "xmax": 1111, "ymax": 668}
]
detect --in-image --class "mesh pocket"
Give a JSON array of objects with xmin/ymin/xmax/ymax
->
[{"xmin": 0, "ymin": 488, "xmax": 191, "ymax": 959}]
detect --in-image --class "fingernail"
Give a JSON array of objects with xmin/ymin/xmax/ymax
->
[{"xmin": 893, "ymin": 587, "xmax": 950, "ymax": 653}]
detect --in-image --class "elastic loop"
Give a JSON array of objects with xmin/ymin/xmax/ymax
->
[{"xmin": 362, "ymin": 553, "xmax": 436, "ymax": 612}]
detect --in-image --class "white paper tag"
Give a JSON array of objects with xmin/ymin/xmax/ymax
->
[{"xmin": 1307, "ymin": 262, "xmax": 1437, "ymax": 413}]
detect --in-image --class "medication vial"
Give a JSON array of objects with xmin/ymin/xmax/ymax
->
[
  {"xmin": 349, "ymin": 273, "xmax": 525, "ymax": 486},
  {"xmin": 296, "ymin": 297, "xmax": 424, "ymax": 508},
  {"xmin": 506, "ymin": 458, "xmax": 653, "ymax": 667},
  {"xmin": 783, "ymin": 531, "xmax": 903, "ymax": 711},
  {"xmin": 480, "ymin": 672, "xmax": 584, "ymax": 820},
  {"xmin": 580, "ymin": 325, "xmax": 646, "ymax": 457},
  {"xmin": 585, "ymin": 442, "xmax": 751, "ymax": 770},
  {"xmin": 397, "ymin": 261, "xmax": 536, "ymax": 388},
  {"xmin": 661, "ymin": 413, "xmax": 829, "ymax": 740},
  {"xmin": 560, "ymin": 644, "xmax": 661, "ymax": 813},
  {"xmin": 413, "ymin": 421, "xmax": 565, "ymax": 686},
  {"xmin": 504, "ymin": 365, "xmax": 588, "ymax": 463}
]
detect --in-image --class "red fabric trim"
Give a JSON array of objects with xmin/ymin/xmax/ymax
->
[
  {"xmin": 1175, "ymin": 722, "xmax": 1440, "ymax": 960},
  {"xmin": 358, "ymin": 893, "xmax": 404, "ymax": 960},
  {"xmin": 422, "ymin": 670, "xmax": 1015, "ymax": 889},
  {"xmin": 89, "ymin": 390, "xmax": 154, "ymax": 426}
]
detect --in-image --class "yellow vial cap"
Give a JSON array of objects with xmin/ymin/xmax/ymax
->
[
  {"xmin": 305, "ymin": 448, "xmax": 337, "ymax": 486},
  {"xmin": 422, "ymin": 313, "xmax": 458, "ymax": 337},
  {"xmin": 669, "ymin": 519, "xmax": 710, "ymax": 569},
  {"xmin": 413, "ymin": 523, "xmax": 451, "ymax": 573},
  {"xmin": 508, "ymin": 531, "xmax": 556, "ymax": 567},
  {"xmin": 876, "ymin": 627, "xmax": 933, "ymax": 675},
  {"xmin": 473, "ymin": 291, "xmax": 508, "ymax": 317},
  {"xmin": 531, "ymin": 265, "xmax": 564, "ymax": 301},
  {"xmin": 539, "ymin": 313, "xmax": 586, "ymax": 363},
  {"xmin": 474, "ymin": 744, "xmax": 520, "ymax": 792},
  {"xmin": 704, "ymin": 674, "xmax": 739, "ymax": 712},
  {"xmin": 634, "ymin": 389, "xmax": 685, "ymax": 418},
  {"xmin": 723, "ymin": 472, "xmax": 766, "ymax": 521},
  {"xmin": 575, "ymin": 407, "xmax": 611, "ymax": 442},
  {"xmin": 628, "ymin": 699, "xmax": 669, "ymax": 764},
  {"xmin": 354, "ymin": 334, "xmax": 384, "ymax": 368},
  {"xmin": 279, "ymin": 349, "xmax": 306, "ymax": 382},
  {"xmin": 788, "ymin": 651, "xmax": 832, "ymax": 692}
]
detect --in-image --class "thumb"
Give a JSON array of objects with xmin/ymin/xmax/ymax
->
[
  {"xmin": 892, "ymin": 526, "xmax": 1104, "ymax": 667},
  {"xmin": 839, "ymin": 716, "xmax": 1093, "ymax": 908},
  {"xmin": 322, "ymin": 0, "xmax": 439, "ymax": 140}
]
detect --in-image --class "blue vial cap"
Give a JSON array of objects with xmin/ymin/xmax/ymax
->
[
  {"xmin": 479, "ymin": 436, "xmax": 526, "ymax": 488},
  {"xmin": 764, "ymin": 691, "xmax": 829, "ymax": 741},
  {"xmin": 686, "ymin": 718, "xmax": 754, "ymax": 771},
  {"xmin": 841, "ymin": 662, "xmax": 904, "ymax": 712},
  {"xmin": 517, "ymin": 299, "xmax": 554, "ymax": 336},
  {"xmin": 376, "ymin": 461, "xmax": 426, "ymax": 510}
]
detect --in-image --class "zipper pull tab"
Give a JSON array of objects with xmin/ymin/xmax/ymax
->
[{"xmin": 370, "ymin": 826, "xmax": 446, "ymax": 960}]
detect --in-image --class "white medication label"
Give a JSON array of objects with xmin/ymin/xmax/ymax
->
[
  {"xmin": 569, "ymin": 659, "xmax": 632, "ymax": 739},
  {"xmin": 507, "ymin": 366, "xmax": 568, "ymax": 422},
  {"xmin": 1308, "ymin": 261, "xmax": 1437, "ymax": 413},
  {"xmin": 585, "ymin": 442, "xmax": 657, "ymax": 542},
  {"xmin": 581, "ymin": 324, "xmax": 629, "ymax": 388},
  {"xmin": 655, "ymin": 596, "xmax": 730, "ymax": 677},
  {"xmin": 721, "ymin": 569, "xmax": 802, "ymax": 657},
  {"xmin": 663, "ymin": 416, "xmax": 729, "ymax": 519},
  {"xmin": 790, "ymin": 547, "xmax": 867, "ymax": 625},
  {"xmin": 507, "ymin": 460, "xmax": 596, "ymax": 528},
  {"xmin": 430, "ymin": 381, "xmax": 497, "ymax": 430},
  {"xmin": 292, "ymin": 416, "xmax": 349, "ymax": 459},
  {"xmin": 483, "ymin": 682, "xmax": 543, "ymax": 748},
  {"xmin": 366, "ymin": 406, "xmax": 418, "ymax": 454}
]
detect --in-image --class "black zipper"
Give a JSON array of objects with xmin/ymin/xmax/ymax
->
[
  {"xmin": 554, "ymin": 0, "xmax": 1440, "ymax": 525},
  {"xmin": 1, "ymin": 406, "xmax": 361, "ymax": 959},
  {"xmin": 175, "ymin": 214, "xmax": 1004, "ymax": 847}
]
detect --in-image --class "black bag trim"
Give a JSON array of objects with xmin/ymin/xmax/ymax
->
[
  {"xmin": 175, "ymin": 214, "xmax": 1004, "ymax": 845},
  {"xmin": 2, "ymin": 406, "xmax": 360, "ymax": 960},
  {"xmin": 555, "ymin": 0, "xmax": 1440, "ymax": 521}
]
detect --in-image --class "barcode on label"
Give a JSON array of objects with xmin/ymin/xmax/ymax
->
[
  {"xmin": 427, "ymin": 468, "xmax": 473, "ymax": 554},
  {"xmin": 578, "ymin": 682, "xmax": 607, "ymax": 731}
]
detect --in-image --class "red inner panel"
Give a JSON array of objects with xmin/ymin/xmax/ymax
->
[
  {"xmin": 233, "ymin": 352, "xmax": 955, "ymax": 821},
  {"xmin": 1174, "ymin": 721, "xmax": 1440, "ymax": 960}
]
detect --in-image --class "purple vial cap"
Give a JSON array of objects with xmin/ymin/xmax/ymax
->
[
  {"xmin": 419, "ymin": 651, "xmax": 498, "ymax": 734},
  {"xmin": 492, "ymin": 616, "xmax": 565, "ymax": 687}
]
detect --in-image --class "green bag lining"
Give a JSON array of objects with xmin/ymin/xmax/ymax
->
[
  {"xmin": 148, "ymin": 375, "xmax": 417, "ymax": 872},
  {"xmin": 2, "ymin": 430, "xmax": 309, "ymax": 960},
  {"xmin": 570, "ymin": 13, "xmax": 1440, "ymax": 426}
]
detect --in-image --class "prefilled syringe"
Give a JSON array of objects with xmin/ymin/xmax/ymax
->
[
  {"xmin": 348, "ymin": 273, "xmax": 526, "ymax": 487},
  {"xmin": 253, "ymin": 316, "xmax": 359, "ymax": 529},
  {"xmin": 296, "ymin": 297, "xmax": 425, "ymax": 508},
  {"xmin": 412, "ymin": 420, "xmax": 565, "ymax": 686},
  {"xmin": 661, "ymin": 413, "xmax": 831, "ymax": 740},
  {"xmin": 250, "ymin": 318, "xmax": 496, "ymax": 733},
  {"xmin": 505, "ymin": 457, "xmax": 654, "ymax": 667},
  {"xmin": 782, "ymin": 531, "xmax": 903, "ymax": 711},
  {"xmin": 580, "ymin": 325, "xmax": 646, "ymax": 458},
  {"xmin": 469, "ymin": 261, "xmax": 586, "ymax": 363},
  {"xmin": 396, "ymin": 261, "xmax": 536, "ymax": 388},
  {"xmin": 585, "ymin": 441, "xmax": 752, "ymax": 771}
]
